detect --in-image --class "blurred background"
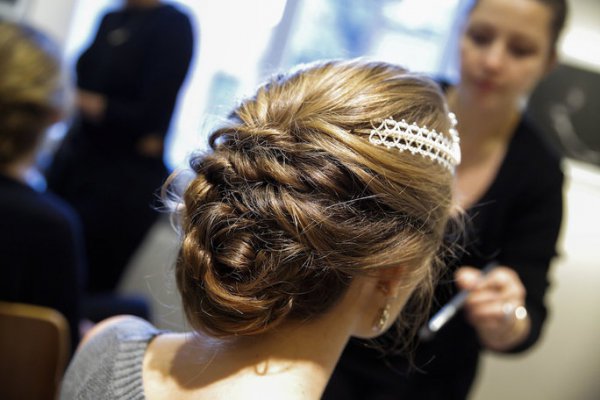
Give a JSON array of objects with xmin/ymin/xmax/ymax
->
[{"xmin": 3, "ymin": 0, "xmax": 599, "ymax": 398}]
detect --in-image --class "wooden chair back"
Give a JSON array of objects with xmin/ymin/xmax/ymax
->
[{"xmin": 0, "ymin": 301, "xmax": 70, "ymax": 400}]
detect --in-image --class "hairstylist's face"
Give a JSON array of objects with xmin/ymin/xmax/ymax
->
[{"xmin": 459, "ymin": 0, "xmax": 555, "ymax": 108}]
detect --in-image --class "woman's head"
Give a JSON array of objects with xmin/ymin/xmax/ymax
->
[
  {"xmin": 169, "ymin": 59, "xmax": 457, "ymax": 338},
  {"xmin": 468, "ymin": 0, "xmax": 568, "ymax": 51},
  {"xmin": 0, "ymin": 21, "xmax": 67, "ymax": 166},
  {"xmin": 459, "ymin": 0, "xmax": 568, "ymax": 107}
]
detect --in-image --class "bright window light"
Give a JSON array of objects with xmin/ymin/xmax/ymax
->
[
  {"xmin": 560, "ymin": 27, "xmax": 600, "ymax": 71},
  {"xmin": 64, "ymin": 0, "xmax": 459, "ymax": 170}
]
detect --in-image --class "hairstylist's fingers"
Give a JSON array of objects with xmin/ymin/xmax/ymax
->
[
  {"xmin": 464, "ymin": 269, "xmax": 525, "ymax": 310},
  {"xmin": 464, "ymin": 289, "xmax": 501, "ymax": 305},
  {"xmin": 477, "ymin": 267, "xmax": 521, "ymax": 293},
  {"xmin": 454, "ymin": 266, "xmax": 482, "ymax": 290},
  {"xmin": 465, "ymin": 300, "xmax": 508, "ymax": 321},
  {"xmin": 463, "ymin": 300, "xmax": 515, "ymax": 334}
]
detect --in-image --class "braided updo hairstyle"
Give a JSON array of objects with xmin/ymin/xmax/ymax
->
[
  {"xmin": 0, "ymin": 21, "xmax": 68, "ymax": 166},
  {"xmin": 169, "ymin": 59, "xmax": 457, "ymax": 337}
]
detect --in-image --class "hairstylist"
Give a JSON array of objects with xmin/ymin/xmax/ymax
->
[{"xmin": 325, "ymin": 1, "xmax": 567, "ymax": 398}]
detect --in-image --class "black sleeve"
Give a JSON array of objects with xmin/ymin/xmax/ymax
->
[
  {"xmin": 500, "ymin": 160, "xmax": 564, "ymax": 353},
  {"xmin": 102, "ymin": 11, "xmax": 194, "ymax": 137},
  {"xmin": 75, "ymin": 13, "xmax": 111, "ymax": 83}
]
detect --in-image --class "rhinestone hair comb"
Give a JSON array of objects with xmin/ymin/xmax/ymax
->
[{"xmin": 368, "ymin": 112, "xmax": 461, "ymax": 173}]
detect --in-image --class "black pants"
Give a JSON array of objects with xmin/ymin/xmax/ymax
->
[{"xmin": 47, "ymin": 142, "xmax": 168, "ymax": 293}]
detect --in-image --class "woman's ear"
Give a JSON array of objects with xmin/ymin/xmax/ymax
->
[{"xmin": 375, "ymin": 266, "xmax": 405, "ymax": 299}]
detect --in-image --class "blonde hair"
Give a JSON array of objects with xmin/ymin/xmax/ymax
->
[
  {"xmin": 0, "ymin": 21, "xmax": 68, "ymax": 165},
  {"xmin": 168, "ymin": 59, "xmax": 457, "ymax": 338}
]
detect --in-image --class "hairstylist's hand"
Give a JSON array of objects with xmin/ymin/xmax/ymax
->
[
  {"xmin": 77, "ymin": 89, "xmax": 106, "ymax": 122},
  {"xmin": 455, "ymin": 266, "xmax": 531, "ymax": 351}
]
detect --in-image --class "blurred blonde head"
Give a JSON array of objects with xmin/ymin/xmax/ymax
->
[{"xmin": 0, "ymin": 21, "xmax": 70, "ymax": 166}]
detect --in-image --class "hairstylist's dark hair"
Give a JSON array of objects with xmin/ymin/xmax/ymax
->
[
  {"xmin": 468, "ymin": 0, "xmax": 568, "ymax": 51},
  {"xmin": 535, "ymin": 0, "xmax": 569, "ymax": 48},
  {"xmin": 166, "ymin": 59, "xmax": 457, "ymax": 338}
]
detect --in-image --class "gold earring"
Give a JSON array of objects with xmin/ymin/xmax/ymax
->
[{"xmin": 372, "ymin": 302, "xmax": 391, "ymax": 333}]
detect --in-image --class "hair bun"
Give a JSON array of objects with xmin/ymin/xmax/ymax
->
[{"xmin": 169, "ymin": 60, "xmax": 456, "ymax": 338}]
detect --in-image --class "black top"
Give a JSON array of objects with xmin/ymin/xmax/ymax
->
[
  {"xmin": 73, "ymin": 4, "xmax": 194, "ymax": 157},
  {"xmin": 0, "ymin": 174, "xmax": 85, "ymax": 352},
  {"xmin": 324, "ymin": 116, "xmax": 564, "ymax": 399}
]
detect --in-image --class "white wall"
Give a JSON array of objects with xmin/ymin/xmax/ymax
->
[
  {"xmin": 560, "ymin": 0, "xmax": 600, "ymax": 72},
  {"xmin": 23, "ymin": 0, "xmax": 77, "ymax": 45}
]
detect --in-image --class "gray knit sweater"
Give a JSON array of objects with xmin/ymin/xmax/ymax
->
[{"xmin": 60, "ymin": 316, "xmax": 163, "ymax": 399}]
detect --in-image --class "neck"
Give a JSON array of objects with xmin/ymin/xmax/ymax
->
[
  {"xmin": 224, "ymin": 316, "xmax": 353, "ymax": 397},
  {"xmin": 447, "ymin": 85, "xmax": 520, "ymax": 164},
  {"xmin": 160, "ymin": 281, "xmax": 370, "ymax": 399}
]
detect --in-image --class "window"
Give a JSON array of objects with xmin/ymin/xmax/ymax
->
[
  {"xmin": 276, "ymin": 0, "xmax": 463, "ymax": 76},
  {"xmin": 64, "ymin": 0, "xmax": 463, "ymax": 169}
]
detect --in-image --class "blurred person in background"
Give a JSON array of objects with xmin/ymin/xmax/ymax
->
[
  {"xmin": 0, "ymin": 20, "xmax": 84, "ymax": 352},
  {"xmin": 45, "ymin": 0, "xmax": 194, "ymax": 321}
]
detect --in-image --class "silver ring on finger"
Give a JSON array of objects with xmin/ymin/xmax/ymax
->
[{"xmin": 514, "ymin": 305, "xmax": 528, "ymax": 321}]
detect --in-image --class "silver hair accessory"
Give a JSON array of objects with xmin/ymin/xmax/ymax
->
[{"xmin": 369, "ymin": 112, "xmax": 461, "ymax": 173}]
